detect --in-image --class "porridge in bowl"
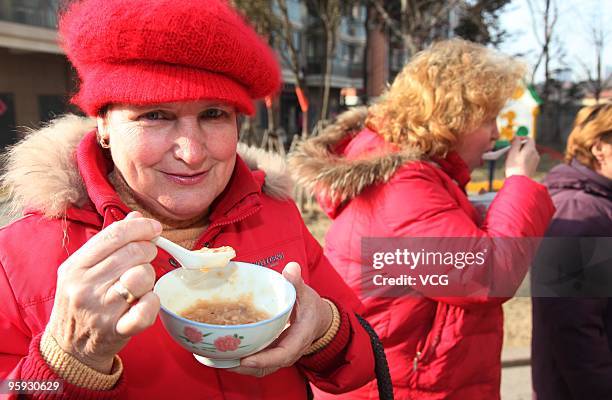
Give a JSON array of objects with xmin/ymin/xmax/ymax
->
[
  {"xmin": 154, "ymin": 261, "xmax": 296, "ymax": 368},
  {"xmin": 180, "ymin": 295, "xmax": 271, "ymax": 325}
]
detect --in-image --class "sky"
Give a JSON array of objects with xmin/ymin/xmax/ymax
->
[{"xmin": 497, "ymin": 0, "xmax": 612, "ymax": 84}]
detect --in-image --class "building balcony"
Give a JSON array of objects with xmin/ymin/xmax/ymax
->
[
  {"xmin": 340, "ymin": 18, "xmax": 365, "ymax": 40},
  {"xmin": 307, "ymin": 60, "xmax": 363, "ymax": 79},
  {"xmin": 0, "ymin": 0, "xmax": 59, "ymax": 30},
  {"xmin": 0, "ymin": 1, "xmax": 60, "ymax": 53},
  {"xmin": 305, "ymin": 60, "xmax": 364, "ymax": 89}
]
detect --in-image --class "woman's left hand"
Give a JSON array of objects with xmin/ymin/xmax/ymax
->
[{"xmin": 229, "ymin": 262, "xmax": 333, "ymax": 377}]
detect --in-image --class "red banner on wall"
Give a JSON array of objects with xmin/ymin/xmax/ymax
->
[
  {"xmin": 295, "ymin": 87, "xmax": 309, "ymax": 112},
  {"xmin": 264, "ymin": 96, "xmax": 273, "ymax": 109}
]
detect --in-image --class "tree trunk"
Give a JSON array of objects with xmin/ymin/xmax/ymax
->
[
  {"xmin": 542, "ymin": 0, "xmax": 551, "ymax": 104},
  {"xmin": 302, "ymin": 109, "xmax": 309, "ymax": 138},
  {"xmin": 266, "ymin": 103, "xmax": 275, "ymax": 132},
  {"xmin": 595, "ymin": 40, "xmax": 602, "ymax": 101},
  {"xmin": 321, "ymin": 25, "xmax": 334, "ymax": 121}
]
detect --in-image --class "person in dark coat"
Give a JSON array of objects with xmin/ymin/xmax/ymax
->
[{"xmin": 532, "ymin": 103, "xmax": 612, "ymax": 400}]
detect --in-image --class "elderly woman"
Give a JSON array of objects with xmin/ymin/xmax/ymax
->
[
  {"xmin": 0, "ymin": 0, "xmax": 374, "ymax": 398},
  {"xmin": 290, "ymin": 39, "xmax": 555, "ymax": 399},
  {"xmin": 532, "ymin": 104, "xmax": 612, "ymax": 400}
]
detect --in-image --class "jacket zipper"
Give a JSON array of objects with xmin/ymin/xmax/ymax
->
[
  {"xmin": 413, "ymin": 351, "xmax": 422, "ymax": 372},
  {"xmin": 413, "ymin": 333, "xmax": 442, "ymax": 372},
  {"xmin": 412, "ymin": 303, "xmax": 448, "ymax": 372},
  {"xmin": 194, "ymin": 205, "xmax": 261, "ymax": 249}
]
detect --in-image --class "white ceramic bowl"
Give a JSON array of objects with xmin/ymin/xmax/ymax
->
[{"xmin": 154, "ymin": 262, "xmax": 296, "ymax": 368}]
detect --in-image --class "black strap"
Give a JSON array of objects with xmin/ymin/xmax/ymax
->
[{"xmin": 356, "ymin": 313, "xmax": 394, "ymax": 400}]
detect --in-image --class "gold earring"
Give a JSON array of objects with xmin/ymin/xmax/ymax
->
[{"xmin": 99, "ymin": 136, "xmax": 110, "ymax": 149}]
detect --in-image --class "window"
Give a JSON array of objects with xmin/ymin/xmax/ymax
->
[
  {"xmin": 38, "ymin": 95, "xmax": 67, "ymax": 124},
  {"xmin": 286, "ymin": 0, "xmax": 302, "ymax": 23},
  {"xmin": 0, "ymin": 93, "xmax": 17, "ymax": 147},
  {"xmin": 293, "ymin": 31, "xmax": 301, "ymax": 52},
  {"xmin": 352, "ymin": 4, "xmax": 362, "ymax": 20},
  {"xmin": 307, "ymin": 35, "xmax": 325, "ymax": 60},
  {"xmin": 3, "ymin": 0, "xmax": 59, "ymax": 29},
  {"xmin": 390, "ymin": 48, "xmax": 407, "ymax": 71}
]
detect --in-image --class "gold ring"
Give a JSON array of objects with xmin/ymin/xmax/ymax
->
[{"xmin": 112, "ymin": 281, "xmax": 138, "ymax": 305}]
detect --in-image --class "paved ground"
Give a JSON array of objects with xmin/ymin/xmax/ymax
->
[
  {"xmin": 502, "ymin": 365, "xmax": 532, "ymax": 400},
  {"xmin": 501, "ymin": 347, "xmax": 532, "ymax": 399}
]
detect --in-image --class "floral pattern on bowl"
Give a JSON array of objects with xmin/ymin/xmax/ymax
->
[
  {"xmin": 179, "ymin": 326, "xmax": 249, "ymax": 353},
  {"xmin": 154, "ymin": 261, "xmax": 296, "ymax": 368}
]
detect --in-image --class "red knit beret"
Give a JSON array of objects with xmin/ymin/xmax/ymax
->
[{"xmin": 59, "ymin": 0, "xmax": 281, "ymax": 116}]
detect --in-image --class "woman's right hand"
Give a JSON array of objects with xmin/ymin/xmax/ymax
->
[
  {"xmin": 46, "ymin": 211, "xmax": 162, "ymax": 373},
  {"xmin": 505, "ymin": 136, "xmax": 540, "ymax": 178}
]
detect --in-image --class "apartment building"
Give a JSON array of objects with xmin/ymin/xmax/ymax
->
[
  {"xmin": 0, "ymin": 0, "xmax": 73, "ymax": 146},
  {"xmin": 0, "ymin": 0, "xmax": 439, "ymax": 146},
  {"xmin": 270, "ymin": 0, "xmax": 368, "ymax": 138}
]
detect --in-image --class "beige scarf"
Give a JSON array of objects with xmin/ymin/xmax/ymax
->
[{"xmin": 108, "ymin": 171, "xmax": 208, "ymax": 250}]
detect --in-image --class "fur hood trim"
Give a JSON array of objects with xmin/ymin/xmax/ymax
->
[
  {"xmin": 1, "ymin": 115, "xmax": 292, "ymax": 218},
  {"xmin": 288, "ymin": 107, "xmax": 423, "ymax": 204}
]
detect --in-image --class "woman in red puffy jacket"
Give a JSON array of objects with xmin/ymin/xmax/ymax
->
[
  {"xmin": 290, "ymin": 39, "xmax": 555, "ymax": 399},
  {"xmin": 0, "ymin": 1, "xmax": 374, "ymax": 398}
]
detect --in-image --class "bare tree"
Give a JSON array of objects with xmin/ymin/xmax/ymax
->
[
  {"xmin": 276, "ymin": 0, "xmax": 311, "ymax": 136},
  {"xmin": 231, "ymin": 0, "xmax": 279, "ymax": 134},
  {"xmin": 368, "ymin": 0, "xmax": 461, "ymax": 58},
  {"xmin": 527, "ymin": 0, "xmax": 560, "ymax": 103},
  {"xmin": 306, "ymin": 0, "xmax": 348, "ymax": 122},
  {"xmin": 230, "ymin": 0, "xmax": 279, "ymax": 35},
  {"xmin": 453, "ymin": 0, "xmax": 512, "ymax": 47},
  {"xmin": 232, "ymin": 0, "xmax": 310, "ymax": 136},
  {"xmin": 526, "ymin": 0, "xmax": 578, "ymax": 145},
  {"xmin": 578, "ymin": 8, "xmax": 611, "ymax": 102}
]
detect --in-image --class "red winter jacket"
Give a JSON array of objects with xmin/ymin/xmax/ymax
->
[
  {"xmin": 290, "ymin": 108, "xmax": 555, "ymax": 400},
  {"xmin": 0, "ymin": 115, "xmax": 374, "ymax": 399}
]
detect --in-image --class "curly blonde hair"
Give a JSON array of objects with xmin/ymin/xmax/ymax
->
[
  {"xmin": 366, "ymin": 38, "xmax": 526, "ymax": 157},
  {"xmin": 565, "ymin": 104, "xmax": 612, "ymax": 169}
]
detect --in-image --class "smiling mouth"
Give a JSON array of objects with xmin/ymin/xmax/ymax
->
[
  {"xmin": 161, "ymin": 170, "xmax": 209, "ymax": 185},
  {"xmin": 163, "ymin": 170, "xmax": 208, "ymax": 177}
]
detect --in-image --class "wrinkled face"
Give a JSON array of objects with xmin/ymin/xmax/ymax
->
[
  {"xmin": 455, "ymin": 119, "xmax": 500, "ymax": 171},
  {"xmin": 98, "ymin": 100, "xmax": 238, "ymax": 221}
]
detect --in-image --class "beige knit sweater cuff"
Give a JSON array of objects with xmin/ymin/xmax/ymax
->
[
  {"xmin": 39, "ymin": 331, "xmax": 123, "ymax": 390},
  {"xmin": 303, "ymin": 298, "xmax": 341, "ymax": 355}
]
